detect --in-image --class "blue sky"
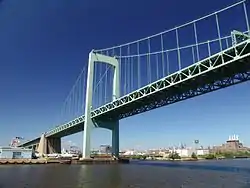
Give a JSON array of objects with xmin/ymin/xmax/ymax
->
[{"xmin": 0, "ymin": 0, "xmax": 250, "ymax": 150}]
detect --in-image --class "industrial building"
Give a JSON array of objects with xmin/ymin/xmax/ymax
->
[
  {"xmin": 0, "ymin": 147, "xmax": 33, "ymax": 159},
  {"xmin": 212, "ymin": 135, "xmax": 249, "ymax": 153}
]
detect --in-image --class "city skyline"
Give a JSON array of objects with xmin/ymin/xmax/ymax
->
[
  {"xmin": 61, "ymin": 133, "xmax": 248, "ymax": 152},
  {"xmin": 0, "ymin": 0, "xmax": 250, "ymax": 149}
]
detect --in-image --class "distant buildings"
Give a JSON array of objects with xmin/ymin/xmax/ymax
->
[
  {"xmin": 120, "ymin": 147, "xmax": 209, "ymax": 158},
  {"xmin": 212, "ymin": 134, "xmax": 249, "ymax": 153},
  {"xmin": 99, "ymin": 145, "xmax": 112, "ymax": 154},
  {"xmin": 173, "ymin": 148, "xmax": 191, "ymax": 157},
  {"xmin": 94, "ymin": 134, "xmax": 249, "ymax": 157},
  {"xmin": 196, "ymin": 149, "xmax": 210, "ymax": 156},
  {"xmin": 61, "ymin": 146, "xmax": 81, "ymax": 155},
  {"xmin": 0, "ymin": 137, "xmax": 33, "ymax": 159},
  {"xmin": 123, "ymin": 150, "xmax": 136, "ymax": 156},
  {"xmin": 169, "ymin": 148, "xmax": 209, "ymax": 157},
  {"xmin": 119, "ymin": 145, "xmax": 211, "ymax": 158}
]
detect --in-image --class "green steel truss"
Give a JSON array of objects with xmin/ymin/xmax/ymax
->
[
  {"xmin": 94, "ymin": 38, "xmax": 250, "ymax": 120},
  {"xmin": 19, "ymin": 33, "xmax": 250, "ymax": 146},
  {"xmin": 42, "ymin": 36, "xmax": 250, "ymax": 138}
]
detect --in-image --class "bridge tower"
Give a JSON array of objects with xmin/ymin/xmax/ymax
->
[{"xmin": 83, "ymin": 50, "xmax": 120, "ymax": 159}]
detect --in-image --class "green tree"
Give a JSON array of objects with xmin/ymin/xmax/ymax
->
[
  {"xmin": 222, "ymin": 152, "xmax": 234, "ymax": 159},
  {"xmin": 204, "ymin": 153, "xmax": 216, "ymax": 159},
  {"xmin": 169, "ymin": 152, "xmax": 181, "ymax": 160},
  {"xmin": 191, "ymin": 152, "xmax": 197, "ymax": 159}
]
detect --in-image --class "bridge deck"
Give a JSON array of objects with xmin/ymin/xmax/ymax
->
[{"xmin": 44, "ymin": 39, "xmax": 250, "ymax": 138}]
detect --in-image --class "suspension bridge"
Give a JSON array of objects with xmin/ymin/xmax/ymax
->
[{"xmin": 19, "ymin": 0, "xmax": 250, "ymax": 159}]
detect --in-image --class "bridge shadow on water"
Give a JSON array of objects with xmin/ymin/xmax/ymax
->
[{"xmin": 132, "ymin": 160, "xmax": 250, "ymax": 174}]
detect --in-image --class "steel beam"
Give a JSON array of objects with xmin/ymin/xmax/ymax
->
[{"xmin": 44, "ymin": 38, "xmax": 250, "ymax": 138}]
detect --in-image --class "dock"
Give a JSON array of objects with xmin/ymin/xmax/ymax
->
[
  {"xmin": 0, "ymin": 158, "xmax": 129, "ymax": 165},
  {"xmin": 0, "ymin": 159, "xmax": 47, "ymax": 164}
]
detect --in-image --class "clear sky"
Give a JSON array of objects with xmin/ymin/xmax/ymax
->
[{"xmin": 0, "ymin": 0, "xmax": 250, "ymax": 150}]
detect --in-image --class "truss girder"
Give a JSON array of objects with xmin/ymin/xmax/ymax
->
[
  {"xmin": 114, "ymin": 70, "xmax": 250, "ymax": 119},
  {"xmin": 18, "ymin": 137, "xmax": 41, "ymax": 147},
  {"xmin": 90, "ymin": 39, "xmax": 250, "ymax": 118},
  {"xmin": 45, "ymin": 39, "xmax": 250, "ymax": 137}
]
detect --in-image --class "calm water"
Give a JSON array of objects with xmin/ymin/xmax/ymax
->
[{"xmin": 1, "ymin": 159, "xmax": 250, "ymax": 188}]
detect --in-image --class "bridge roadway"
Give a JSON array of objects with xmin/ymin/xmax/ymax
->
[{"xmin": 19, "ymin": 35, "xmax": 250, "ymax": 148}]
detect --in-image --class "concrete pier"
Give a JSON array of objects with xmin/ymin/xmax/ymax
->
[{"xmin": 37, "ymin": 134, "xmax": 61, "ymax": 155}]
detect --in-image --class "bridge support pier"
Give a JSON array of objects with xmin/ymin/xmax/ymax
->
[
  {"xmin": 47, "ymin": 137, "xmax": 61, "ymax": 154},
  {"xmin": 82, "ymin": 118, "xmax": 93, "ymax": 159},
  {"xmin": 37, "ymin": 133, "xmax": 47, "ymax": 154},
  {"xmin": 82, "ymin": 50, "xmax": 120, "ymax": 159},
  {"xmin": 37, "ymin": 134, "xmax": 61, "ymax": 155},
  {"xmin": 35, "ymin": 144, "xmax": 39, "ymax": 151},
  {"xmin": 111, "ymin": 121, "xmax": 119, "ymax": 158}
]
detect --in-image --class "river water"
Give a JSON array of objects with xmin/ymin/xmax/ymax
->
[{"xmin": 0, "ymin": 159, "xmax": 250, "ymax": 188}]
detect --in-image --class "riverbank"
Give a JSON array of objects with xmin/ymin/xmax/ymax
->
[
  {"xmin": 129, "ymin": 157, "xmax": 244, "ymax": 162},
  {"xmin": 0, "ymin": 158, "xmax": 130, "ymax": 165},
  {"xmin": 128, "ymin": 154, "xmax": 250, "ymax": 161},
  {"xmin": 146, "ymin": 158, "xmax": 199, "ymax": 161},
  {"xmin": 0, "ymin": 159, "xmax": 47, "ymax": 164}
]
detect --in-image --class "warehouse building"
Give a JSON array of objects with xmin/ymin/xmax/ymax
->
[{"xmin": 0, "ymin": 147, "xmax": 33, "ymax": 159}]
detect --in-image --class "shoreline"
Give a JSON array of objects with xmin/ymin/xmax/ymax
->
[
  {"xmin": 130, "ymin": 157, "xmax": 250, "ymax": 162},
  {"xmin": 1, "ymin": 156, "xmax": 248, "ymax": 165},
  {"xmin": 0, "ymin": 158, "xmax": 130, "ymax": 165}
]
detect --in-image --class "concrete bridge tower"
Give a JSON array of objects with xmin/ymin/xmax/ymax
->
[{"xmin": 82, "ymin": 51, "xmax": 120, "ymax": 159}]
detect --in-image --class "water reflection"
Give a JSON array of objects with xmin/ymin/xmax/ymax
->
[
  {"xmin": 133, "ymin": 160, "xmax": 250, "ymax": 174},
  {"xmin": 109, "ymin": 165, "xmax": 122, "ymax": 188},
  {"xmin": 76, "ymin": 165, "xmax": 95, "ymax": 187},
  {"xmin": 0, "ymin": 160, "xmax": 250, "ymax": 187},
  {"xmin": 76, "ymin": 165, "xmax": 122, "ymax": 188}
]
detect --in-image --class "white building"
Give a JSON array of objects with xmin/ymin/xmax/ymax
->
[
  {"xmin": 176, "ymin": 149, "xmax": 190, "ymax": 157},
  {"xmin": 0, "ymin": 147, "xmax": 32, "ymax": 159},
  {"xmin": 169, "ymin": 148, "xmax": 193, "ymax": 157},
  {"xmin": 123, "ymin": 150, "xmax": 136, "ymax": 155},
  {"xmin": 196, "ymin": 149, "xmax": 210, "ymax": 156}
]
